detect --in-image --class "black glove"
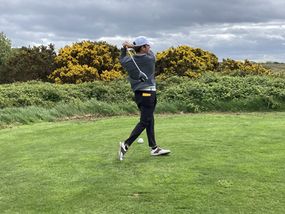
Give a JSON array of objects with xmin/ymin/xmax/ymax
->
[{"xmin": 139, "ymin": 72, "xmax": 148, "ymax": 82}]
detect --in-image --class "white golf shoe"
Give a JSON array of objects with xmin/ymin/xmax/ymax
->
[
  {"xmin": 118, "ymin": 142, "xmax": 128, "ymax": 161},
  {"xmin": 150, "ymin": 146, "xmax": 171, "ymax": 156}
]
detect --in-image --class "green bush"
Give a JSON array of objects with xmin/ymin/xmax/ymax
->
[
  {"xmin": 158, "ymin": 74, "xmax": 285, "ymax": 111},
  {"xmin": 0, "ymin": 80, "xmax": 134, "ymax": 108},
  {"xmin": 1, "ymin": 74, "xmax": 285, "ymax": 113}
]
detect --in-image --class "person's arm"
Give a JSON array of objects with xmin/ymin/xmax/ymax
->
[
  {"xmin": 119, "ymin": 47, "xmax": 127, "ymax": 64},
  {"xmin": 119, "ymin": 41, "xmax": 148, "ymax": 82},
  {"xmin": 119, "ymin": 41, "xmax": 134, "ymax": 65}
]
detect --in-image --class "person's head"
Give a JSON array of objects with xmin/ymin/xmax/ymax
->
[{"xmin": 133, "ymin": 36, "xmax": 151, "ymax": 54}]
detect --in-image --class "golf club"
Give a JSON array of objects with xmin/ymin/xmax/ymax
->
[{"xmin": 127, "ymin": 48, "xmax": 148, "ymax": 82}]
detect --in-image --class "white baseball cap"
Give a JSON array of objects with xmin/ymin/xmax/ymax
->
[{"xmin": 133, "ymin": 36, "xmax": 151, "ymax": 47}]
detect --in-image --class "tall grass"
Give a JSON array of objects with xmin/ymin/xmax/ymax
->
[
  {"xmin": 0, "ymin": 99, "xmax": 138, "ymax": 127},
  {"xmin": 1, "ymin": 98, "xmax": 285, "ymax": 128}
]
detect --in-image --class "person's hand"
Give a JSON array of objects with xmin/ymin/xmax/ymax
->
[
  {"xmin": 139, "ymin": 72, "xmax": 148, "ymax": 82},
  {"xmin": 122, "ymin": 41, "xmax": 134, "ymax": 49}
]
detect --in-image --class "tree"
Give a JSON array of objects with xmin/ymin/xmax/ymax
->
[
  {"xmin": 0, "ymin": 44, "xmax": 56, "ymax": 83},
  {"xmin": 0, "ymin": 32, "xmax": 12, "ymax": 66}
]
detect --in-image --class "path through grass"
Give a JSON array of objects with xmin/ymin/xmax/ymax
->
[{"xmin": 0, "ymin": 113, "xmax": 284, "ymax": 213}]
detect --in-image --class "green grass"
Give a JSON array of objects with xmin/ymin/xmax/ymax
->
[{"xmin": 0, "ymin": 113, "xmax": 285, "ymax": 213}]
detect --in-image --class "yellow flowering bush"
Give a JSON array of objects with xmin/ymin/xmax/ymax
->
[
  {"xmin": 219, "ymin": 58, "xmax": 271, "ymax": 76},
  {"xmin": 100, "ymin": 69, "xmax": 123, "ymax": 81},
  {"xmin": 156, "ymin": 45, "xmax": 219, "ymax": 78},
  {"xmin": 49, "ymin": 41, "xmax": 124, "ymax": 83}
]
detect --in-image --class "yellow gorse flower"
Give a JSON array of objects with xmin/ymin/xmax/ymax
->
[{"xmin": 49, "ymin": 41, "xmax": 124, "ymax": 84}]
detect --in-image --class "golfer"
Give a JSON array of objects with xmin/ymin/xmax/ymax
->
[{"xmin": 118, "ymin": 36, "xmax": 170, "ymax": 161}]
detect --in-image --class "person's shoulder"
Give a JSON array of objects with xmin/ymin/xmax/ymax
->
[
  {"xmin": 124, "ymin": 57, "xmax": 132, "ymax": 62},
  {"xmin": 121, "ymin": 57, "xmax": 133, "ymax": 66},
  {"xmin": 147, "ymin": 50, "xmax": 155, "ymax": 57},
  {"xmin": 121, "ymin": 55, "xmax": 131, "ymax": 61},
  {"xmin": 146, "ymin": 51, "xmax": 155, "ymax": 61}
]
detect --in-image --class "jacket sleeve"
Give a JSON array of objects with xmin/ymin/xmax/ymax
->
[{"xmin": 119, "ymin": 48, "xmax": 128, "ymax": 66}]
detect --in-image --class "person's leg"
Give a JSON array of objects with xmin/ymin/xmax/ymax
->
[
  {"xmin": 144, "ymin": 93, "xmax": 170, "ymax": 156},
  {"xmin": 124, "ymin": 120, "xmax": 145, "ymax": 147},
  {"xmin": 146, "ymin": 93, "xmax": 157, "ymax": 148},
  {"xmin": 146, "ymin": 115, "xmax": 156, "ymax": 148},
  {"xmin": 124, "ymin": 91, "xmax": 156, "ymax": 147},
  {"xmin": 119, "ymin": 91, "xmax": 170, "ymax": 160}
]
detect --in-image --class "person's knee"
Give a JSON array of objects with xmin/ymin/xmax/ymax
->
[{"xmin": 140, "ymin": 117, "xmax": 152, "ymax": 127}]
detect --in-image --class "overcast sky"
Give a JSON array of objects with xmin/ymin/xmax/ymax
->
[{"xmin": 1, "ymin": 0, "xmax": 285, "ymax": 62}]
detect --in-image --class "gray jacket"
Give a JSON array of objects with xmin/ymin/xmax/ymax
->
[{"xmin": 119, "ymin": 48, "xmax": 156, "ymax": 92}]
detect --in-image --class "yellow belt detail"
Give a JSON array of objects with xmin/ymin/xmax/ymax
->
[{"xmin": 142, "ymin": 93, "xmax": 151, "ymax": 97}]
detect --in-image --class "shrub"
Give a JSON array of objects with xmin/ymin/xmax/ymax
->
[
  {"xmin": 218, "ymin": 58, "xmax": 271, "ymax": 76},
  {"xmin": 156, "ymin": 45, "xmax": 219, "ymax": 78},
  {"xmin": 49, "ymin": 41, "xmax": 124, "ymax": 83},
  {"xmin": 158, "ymin": 74, "xmax": 285, "ymax": 111},
  {"xmin": 0, "ymin": 74, "xmax": 284, "ymax": 113},
  {"xmin": 0, "ymin": 80, "xmax": 134, "ymax": 109}
]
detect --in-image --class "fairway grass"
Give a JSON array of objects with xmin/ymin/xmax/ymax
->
[{"xmin": 0, "ymin": 113, "xmax": 285, "ymax": 213}]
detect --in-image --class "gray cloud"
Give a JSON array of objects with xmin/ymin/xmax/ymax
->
[{"xmin": 1, "ymin": 0, "xmax": 285, "ymax": 61}]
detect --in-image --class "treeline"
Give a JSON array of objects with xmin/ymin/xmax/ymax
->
[{"xmin": 0, "ymin": 32, "xmax": 272, "ymax": 84}]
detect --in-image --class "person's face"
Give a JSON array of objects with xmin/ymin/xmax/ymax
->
[{"xmin": 142, "ymin": 44, "xmax": 150, "ymax": 53}]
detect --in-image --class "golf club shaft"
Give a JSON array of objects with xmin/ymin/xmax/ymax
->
[{"xmin": 127, "ymin": 49, "xmax": 148, "ymax": 81}]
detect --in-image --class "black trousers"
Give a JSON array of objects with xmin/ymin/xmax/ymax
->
[{"xmin": 125, "ymin": 91, "xmax": 157, "ymax": 148}]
